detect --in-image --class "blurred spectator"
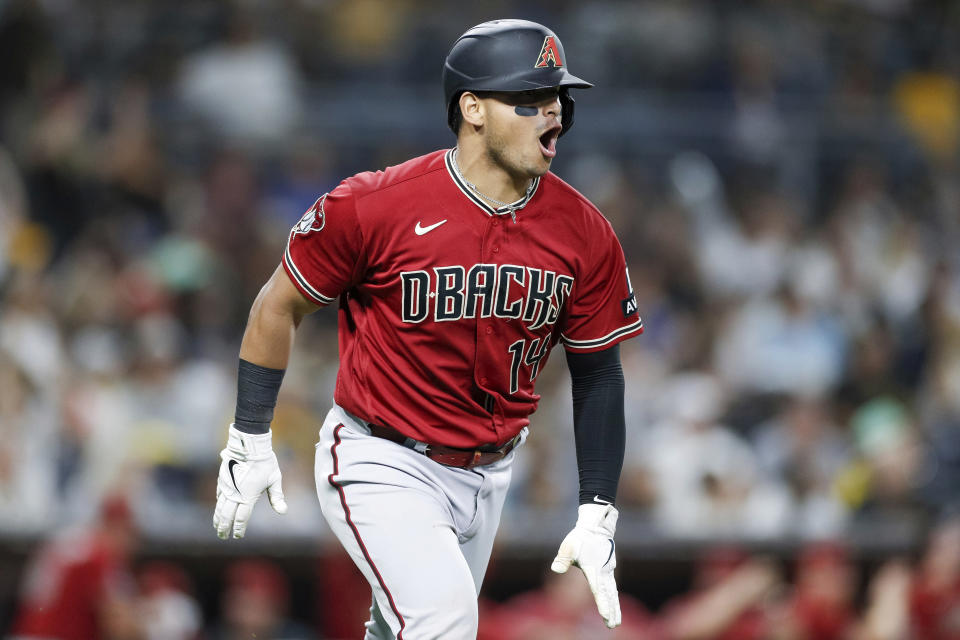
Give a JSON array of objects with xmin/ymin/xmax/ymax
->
[
  {"xmin": 0, "ymin": 144, "xmax": 33, "ymax": 279},
  {"xmin": 777, "ymin": 542, "xmax": 858, "ymax": 640},
  {"xmin": 660, "ymin": 547, "xmax": 781, "ymax": 640},
  {"xmin": 909, "ymin": 517, "xmax": 960, "ymax": 639},
  {"xmin": 753, "ymin": 395, "xmax": 850, "ymax": 537},
  {"xmin": 177, "ymin": 9, "xmax": 303, "ymax": 147},
  {"xmin": 637, "ymin": 372, "xmax": 792, "ymax": 537},
  {"xmin": 21, "ymin": 78, "xmax": 99, "ymax": 259},
  {"xmin": 693, "ymin": 191, "xmax": 793, "ymax": 302},
  {"xmin": 714, "ymin": 280, "xmax": 848, "ymax": 397},
  {"xmin": 137, "ymin": 562, "xmax": 203, "ymax": 640},
  {"xmin": 0, "ymin": 347, "xmax": 59, "ymax": 532},
  {"xmin": 0, "ymin": 270, "xmax": 64, "ymax": 390},
  {"xmin": 209, "ymin": 559, "xmax": 314, "ymax": 640},
  {"xmin": 10, "ymin": 493, "xmax": 142, "ymax": 640},
  {"xmin": 916, "ymin": 265, "xmax": 960, "ymax": 513},
  {"xmin": 892, "ymin": 71, "xmax": 960, "ymax": 163},
  {"xmin": 858, "ymin": 560, "xmax": 912, "ymax": 640},
  {"xmin": 836, "ymin": 397, "xmax": 927, "ymax": 520},
  {"xmin": 478, "ymin": 568, "xmax": 659, "ymax": 640},
  {"xmin": 315, "ymin": 544, "xmax": 371, "ymax": 639}
]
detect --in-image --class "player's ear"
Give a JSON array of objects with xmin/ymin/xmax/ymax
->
[{"xmin": 459, "ymin": 91, "xmax": 485, "ymax": 129}]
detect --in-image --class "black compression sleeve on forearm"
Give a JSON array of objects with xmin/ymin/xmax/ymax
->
[
  {"xmin": 234, "ymin": 359, "xmax": 286, "ymax": 434},
  {"xmin": 566, "ymin": 344, "xmax": 626, "ymax": 506}
]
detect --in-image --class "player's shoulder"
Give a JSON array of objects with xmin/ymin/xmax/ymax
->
[
  {"xmin": 342, "ymin": 149, "xmax": 449, "ymax": 200},
  {"xmin": 540, "ymin": 171, "xmax": 617, "ymax": 235}
]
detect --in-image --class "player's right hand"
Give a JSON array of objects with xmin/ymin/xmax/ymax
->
[
  {"xmin": 550, "ymin": 503, "xmax": 622, "ymax": 628},
  {"xmin": 213, "ymin": 424, "xmax": 287, "ymax": 539}
]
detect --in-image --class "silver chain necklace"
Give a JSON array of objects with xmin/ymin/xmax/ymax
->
[{"xmin": 452, "ymin": 148, "xmax": 533, "ymax": 223}]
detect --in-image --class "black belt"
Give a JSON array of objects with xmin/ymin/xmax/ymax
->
[{"xmin": 366, "ymin": 423, "xmax": 520, "ymax": 469}]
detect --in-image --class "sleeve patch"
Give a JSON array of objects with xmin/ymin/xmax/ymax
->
[
  {"xmin": 621, "ymin": 292, "xmax": 638, "ymax": 318},
  {"xmin": 292, "ymin": 194, "xmax": 327, "ymax": 236}
]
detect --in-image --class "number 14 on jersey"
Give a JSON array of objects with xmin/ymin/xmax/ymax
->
[{"xmin": 507, "ymin": 337, "xmax": 551, "ymax": 394}]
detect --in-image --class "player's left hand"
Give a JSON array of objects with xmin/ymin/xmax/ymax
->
[
  {"xmin": 550, "ymin": 503, "xmax": 621, "ymax": 628},
  {"xmin": 213, "ymin": 424, "xmax": 287, "ymax": 540}
]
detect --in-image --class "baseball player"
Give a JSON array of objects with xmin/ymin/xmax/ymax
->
[{"xmin": 213, "ymin": 19, "xmax": 643, "ymax": 639}]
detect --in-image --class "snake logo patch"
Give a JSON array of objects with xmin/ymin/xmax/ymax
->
[{"xmin": 293, "ymin": 194, "xmax": 327, "ymax": 236}]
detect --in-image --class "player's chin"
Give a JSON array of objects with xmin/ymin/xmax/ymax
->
[{"xmin": 527, "ymin": 158, "xmax": 552, "ymax": 177}]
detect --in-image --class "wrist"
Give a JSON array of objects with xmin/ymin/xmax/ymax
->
[
  {"xmin": 234, "ymin": 359, "xmax": 285, "ymax": 435},
  {"xmin": 579, "ymin": 492, "xmax": 616, "ymax": 506},
  {"xmin": 226, "ymin": 424, "xmax": 275, "ymax": 461},
  {"xmin": 576, "ymin": 503, "xmax": 619, "ymax": 536}
]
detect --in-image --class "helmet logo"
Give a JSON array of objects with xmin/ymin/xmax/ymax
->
[{"xmin": 534, "ymin": 36, "xmax": 564, "ymax": 68}]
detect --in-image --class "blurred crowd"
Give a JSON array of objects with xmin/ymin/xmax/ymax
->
[
  {"xmin": 482, "ymin": 517, "xmax": 960, "ymax": 640},
  {"xmin": 9, "ymin": 494, "xmax": 960, "ymax": 639},
  {"xmin": 2, "ymin": 0, "xmax": 960, "ymax": 635}
]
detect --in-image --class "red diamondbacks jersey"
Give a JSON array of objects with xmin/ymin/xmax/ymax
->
[{"xmin": 283, "ymin": 149, "xmax": 642, "ymax": 448}]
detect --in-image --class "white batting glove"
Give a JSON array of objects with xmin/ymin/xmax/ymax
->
[
  {"xmin": 213, "ymin": 425, "xmax": 287, "ymax": 540},
  {"xmin": 551, "ymin": 503, "xmax": 621, "ymax": 628}
]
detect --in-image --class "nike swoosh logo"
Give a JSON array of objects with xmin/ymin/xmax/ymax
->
[
  {"xmin": 593, "ymin": 495, "xmax": 612, "ymax": 505},
  {"xmin": 228, "ymin": 459, "xmax": 240, "ymax": 492},
  {"xmin": 415, "ymin": 220, "xmax": 447, "ymax": 235},
  {"xmin": 603, "ymin": 539, "xmax": 615, "ymax": 567}
]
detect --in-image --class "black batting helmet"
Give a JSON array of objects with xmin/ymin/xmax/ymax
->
[{"xmin": 442, "ymin": 19, "xmax": 592, "ymax": 137}]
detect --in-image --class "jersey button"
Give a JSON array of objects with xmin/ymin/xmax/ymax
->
[
  {"xmin": 485, "ymin": 326, "xmax": 493, "ymax": 335},
  {"xmin": 492, "ymin": 219, "xmax": 500, "ymax": 226},
  {"xmin": 492, "ymin": 246, "xmax": 500, "ymax": 253}
]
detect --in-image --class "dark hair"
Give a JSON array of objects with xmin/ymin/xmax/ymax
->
[
  {"xmin": 449, "ymin": 101, "xmax": 464, "ymax": 135},
  {"xmin": 448, "ymin": 90, "xmax": 472, "ymax": 135}
]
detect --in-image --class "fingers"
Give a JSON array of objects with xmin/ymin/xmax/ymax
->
[
  {"xmin": 568, "ymin": 535, "xmax": 620, "ymax": 629},
  {"xmin": 582, "ymin": 566, "xmax": 608, "ymax": 619},
  {"xmin": 550, "ymin": 540, "xmax": 574, "ymax": 574},
  {"xmin": 554, "ymin": 515, "xmax": 622, "ymax": 628},
  {"xmin": 550, "ymin": 557, "xmax": 572, "ymax": 573},
  {"xmin": 582, "ymin": 566, "xmax": 621, "ymax": 628},
  {"xmin": 232, "ymin": 502, "xmax": 253, "ymax": 539},
  {"xmin": 214, "ymin": 497, "xmax": 238, "ymax": 540},
  {"xmin": 214, "ymin": 453, "xmax": 286, "ymax": 539},
  {"xmin": 267, "ymin": 476, "xmax": 288, "ymax": 515},
  {"xmin": 601, "ymin": 572, "xmax": 622, "ymax": 628}
]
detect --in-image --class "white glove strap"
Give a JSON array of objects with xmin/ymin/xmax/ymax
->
[
  {"xmin": 576, "ymin": 503, "xmax": 619, "ymax": 537},
  {"xmin": 225, "ymin": 424, "xmax": 275, "ymax": 461}
]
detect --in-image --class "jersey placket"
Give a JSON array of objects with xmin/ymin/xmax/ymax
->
[{"xmin": 475, "ymin": 212, "xmax": 512, "ymax": 442}]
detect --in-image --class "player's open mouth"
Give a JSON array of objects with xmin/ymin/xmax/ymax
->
[{"xmin": 538, "ymin": 125, "xmax": 561, "ymax": 158}]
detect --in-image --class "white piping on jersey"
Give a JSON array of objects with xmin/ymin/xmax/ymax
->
[
  {"xmin": 560, "ymin": 318, "xmax": 644, "ymax": 350},
  {"xmin": 444, "ymin": 148, "xmax": 540, "ymax": 220},
  {"xmin": 283, "ymin": 244, "xmax": 336, "ymax": 305}
]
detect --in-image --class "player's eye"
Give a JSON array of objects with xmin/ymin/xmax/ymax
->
[{"xmin": 517, "ymin": 90, "xmax": 559, "ymax": 105}]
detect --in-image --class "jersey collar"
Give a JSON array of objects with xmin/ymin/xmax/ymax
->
[{"xmin": 444, "ymin": 148, "xmax": 540, "ymax": 218}]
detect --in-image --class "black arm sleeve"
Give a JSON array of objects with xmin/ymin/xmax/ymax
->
[
  {"xmin": 234, "ymin": 359, "xmax": 286, "ymax": 434},
  {"xmin": 566, "ymin": 344, "xmax": 625, "ymax": 506}
]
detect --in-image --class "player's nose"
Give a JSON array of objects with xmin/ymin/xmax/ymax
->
[{"xmin": 543, "ymin": 96, "xmax": 561, "ymax": 118}]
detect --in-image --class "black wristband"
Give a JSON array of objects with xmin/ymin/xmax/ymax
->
[
  {"xmin": 566, "ymin": 345, "xmax": 625, "ymax": 506},
  {"xmin": 234, "ymin": 359, "xmax": 286, "ymax": 434}
]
